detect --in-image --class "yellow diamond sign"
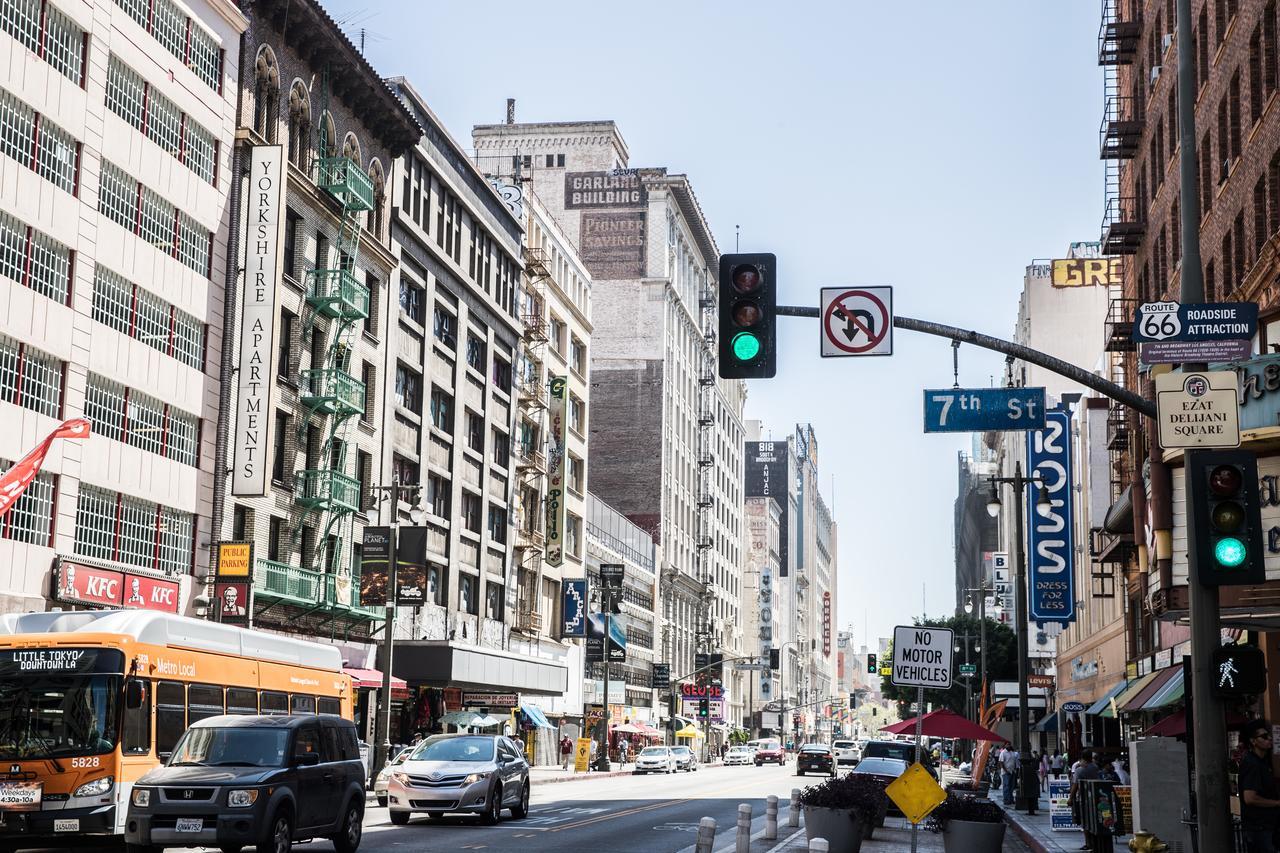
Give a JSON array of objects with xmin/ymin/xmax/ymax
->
[{"xmin": 885, "ymin": 761, "xmax": 947, "ymax": 825}]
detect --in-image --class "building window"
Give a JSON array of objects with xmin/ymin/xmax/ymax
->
[
  {"xmin": 283, "ymin": 209, "xmax": 301, "ymax": 280},
  {"xmin": 394, "ymin": 364, "xmax": 421, "ymax": 411},
  {"xmin": 287, "ymin": 82, "xmax": 311, "ymax": 172},
  {"xmin": 83, "ymin": 373, "xmax": 199, "ymax": 466},
  {"xmin": 99, "ymin": 161, "xmax": 212, "ymax": 276},
  {"xmin": 487, "ymin": 505, "xmax": 507, "ymax": 544},
  {"xmin": 466, "ymin": 334, "xmax": 486, "ymax": 373},
  {"xmin": 569, "ymin": 394, "xmax": 585, "ymax": 434},
  {"xmin": 1, "ymin": 0, "xmax": 85, "ymax": 84},
  {"xmin": 461, "ymin": 491, "xmax": 481, "ymax": 533},
  {"xmin": 278, "ymin": 309, "xmax": 295, "ymax": 378},
  {"xmin": 0, "ymin": 333, "xmax": 63, "ymax": 418},
  {"xmin": 570, "ymin": 336, "xmax": 586, "ymax": 375},
  {"xmin": 0, "ymin": 86, "xmax": 78, "ymax": 194},
  {"xmin": 271, "ymin": 411, "xmax": 289, "ymax": 484},
  {"xmin": 433, "ymin": 304, "xmax": 457, "ymax": 349},
  {"xmin": 74, "ymin": 484, "xmax": 195, "ymax": 574},
  {"xmin": 361, "ymin": 363, "xmax": 376, "ymax": 424},
  {"xmin": 518, "ymin": 420, "xmax": 539, "ymax": 459},
  {"xmin": 459, "ymin": 573, "xmax": 477, "ymax": 615},
  {"xmin": 492, "ymin": 357, "xmax": 511, "ymax": 393},
  {"xmin": 568, "ymin": 454, "xmax": 584, "ymax": 494},
  {"xmin": 112, "ymin": 0, "xmax": 222, "ymax": 91},
  {"xmin": 566, "ymin": 513, "xmax": 581, "ymax": 557},
  {"xmin": 0, "ymin": 209, "xmax": 71, "ymax": 304},
  {"xmin": 557, "ymin": 153, "xmax": 565, "ymax": 167},
  {"xmin": 356, "ymin": 450, "xmax": 372, "ymax": 512},
  {"xmin": 430, "ymin": 386, "xmax": 453, "ymax": 432},
  {"xmin": 231, "ymin": 504, "xmax": 249, "ymax": 540},
  {"xmin": 491, "ymin": 428, "xmax": 510, "ymax": 467},
  {"xmin": 0, "ymin": 457, "xmax": 54, "ymax": 545},
  {"xmin": 427, "ymin": 564, "xmax": 445, "ymax": 606},
  {"xmin": 266, "ymin": 516, "xmax": 284, "ymax": 562},
  {"xmin": 466, "ymin": 411, "xmax": 484, "ymax": 453},
  {"xmin": 252, "ymin": 46, "xmax": 279, "ymax": 142},
  {"xmin": 391, "ymin": 454, "xmax": 419, "ymax": 487},
  {"xmin": 399, "ymin": 277, "xmax": 424, "ymax": 324},
  {"xmin": 106, "ymin": 55, "xmax": 217, "ymax": 183},
  {"xmin": 486, "ymin": 582, "xmax": 503, "ymax": 621},
  {"xmin": 364, "ymin": 272, "xmax": 380, "ymax": 337},
  {"xmin": 367, "ymin": 160, "xmax": 386, "ymax": 239},
  {"xmin": 427, "ymin": 472, "xmax": 450, "ymax": 518},
  {"xmin": 549, "ymin": 317, "xmax": 566, "ymax": 353}
]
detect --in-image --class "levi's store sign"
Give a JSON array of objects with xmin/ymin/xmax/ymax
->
[{"xmin": 56, "ymin": 559, "xmax": 180, "ymax": 613}]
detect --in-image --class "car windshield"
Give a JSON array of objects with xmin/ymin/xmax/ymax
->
[
  {"xmin": 759, "ymin": 742, "xmax": 779, "ymax": 750},
  {"xmin": 169, "ymin": 727, "xmax": 290, "ymax": 767},
  {"xmin": 730, "ymin": 746, "xmax": 751, "ymax": 753},
  {"xmin": 0, "ymin": 675, "xmax": 120, "ymax": 760},
  {"xmin": 640, "ymin": 747, "xmax": 667, "ymax": 756},
  {"xmin": 672, "ymin": 747, "xmax": 690, "ymax": 755},
  {"xmin": 856, "ymin": 758, "xmax": 907, "ymax": 775},
  {"xmin": 411, "ymin": 736, "xmax": 495, "ymax": 762}
]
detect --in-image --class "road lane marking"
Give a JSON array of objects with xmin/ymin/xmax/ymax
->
[{"xmin": 548, "ymin": 798, "xmax": 690, "ymax": 832}]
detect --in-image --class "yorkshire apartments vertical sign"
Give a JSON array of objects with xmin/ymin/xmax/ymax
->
[{"xmin": 233, "ymin": 146, "xmax": 284, "ymax": 496}]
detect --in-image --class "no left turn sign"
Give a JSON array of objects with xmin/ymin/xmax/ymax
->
[{"xmin": 821, "ymin": 287, "xmax": 894, "ymax": 357}]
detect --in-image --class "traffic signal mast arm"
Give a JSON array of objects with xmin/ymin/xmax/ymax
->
[
  {"xmin": 671, "ymin": 652, "xmax": 763, "ymax": 684},
  {"xmin": 774, "ymin": 306, "xmax": 1154, "ymax": 418}
]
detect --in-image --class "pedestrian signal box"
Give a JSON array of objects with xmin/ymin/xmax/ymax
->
[{"xmin": 1212, "ymin": 644, "xmax": 1265, "ymax": 697}]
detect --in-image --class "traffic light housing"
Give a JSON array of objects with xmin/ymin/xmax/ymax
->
[
  {"xmin": 867, "ymin": 653, "xmax": 877, "ymax": 674},
  {"xmin": 718, "ymin": 253, "xmax": 776, "ymax": 379},
  {"xmin": 1186, "ymin": 450, "xmax": 1264, "ymax": 586},
  {"xmin": 698, "ymin": 697, "xmax": 710, "ymax": 719}
]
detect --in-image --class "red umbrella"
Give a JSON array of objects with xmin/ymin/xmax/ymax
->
[{"xmin": 880, "ymin": 708, "xmax": 1003, "ymax": 741}]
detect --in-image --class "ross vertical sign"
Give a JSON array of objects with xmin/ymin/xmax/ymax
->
[
  {"xmin": 396, "ymin": 527, "xmax": 428, "ymax": 606},
  {"xmin": 545, "ymin": 376, "xmax": 569, "ymax": 567},
  {"xmin": 233, "ymin": 145, "xmax": 285, "ymax": 496},
  {"xmin": 745, "ymin": 442, "xmax": 789, "ymax": 576},
  {"xmin": 360, "ymin": 526, "xmax": 392, "ymax": 607},
  {"xmin": 561, "ymin": 578, "xmax": 587, "ymax": 637},
  {"xmin": 1026, "ymin": 408, "xmax": 1076, "ymax": 623}
]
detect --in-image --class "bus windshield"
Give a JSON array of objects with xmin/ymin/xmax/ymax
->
[{"xmin": 0, "ymin": 674, "xmax": 120, "ymax": 760}]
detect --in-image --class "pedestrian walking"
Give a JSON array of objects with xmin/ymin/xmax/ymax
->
[
  {"xmin": 1069, "ymin": 749, "xmax": 1101, "ymax": 851},
  {"xmin": 589, "ymin": 737, "xmax": 598, "ymax": 768},
  {"xmin": 1000, "ymin": 744, "xmax": 1018, "ymax": 806},
  {"xmin": 1038, "ymin": 751, "xmax": 1048, "ymax": 792},
  {"xmin": 619, "ymin": 737, "xmax": 630, "ymax": 767},
  {"xmin": 560, "ymin": 734, "xmax": 573, "ymax": 771},
  {"xmin": 1050, "ymin": 748, "xmax": 1067, "ymax": 779},
  {"xmin": 1239, "ymin": 719, "xmax": 1280, "ymax": 853}
]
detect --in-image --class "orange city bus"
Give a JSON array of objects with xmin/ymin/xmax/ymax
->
[{"xmin": 0, "ymin": 609, "xmax": 352, "ymax": 848}]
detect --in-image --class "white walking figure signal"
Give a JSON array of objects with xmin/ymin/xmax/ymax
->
[{"xmin": 1219, "ymin": 657, "xmax": 1238, "ymax": 689}]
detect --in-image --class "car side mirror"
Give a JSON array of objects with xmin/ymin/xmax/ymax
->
[
  {"xmin": 125, "ymin": 680, "xmax": 146, "ymax": 710},
  {"xmin": 296, "ymin": 752, "xmax": 321, "ymax": 767}
]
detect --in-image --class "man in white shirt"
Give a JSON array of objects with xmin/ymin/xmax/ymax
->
[{"xmin": 1000, "ymin": 744, "xmax": 1019, "ymax": 806}]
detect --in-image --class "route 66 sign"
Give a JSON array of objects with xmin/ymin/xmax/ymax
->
[{"xmin": 1135, "ymin": 301, "xmax": 1182, "ymax": 341}]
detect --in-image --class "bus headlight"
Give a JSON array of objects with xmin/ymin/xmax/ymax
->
[
  {"xmin": 228, "ymin": 789, "xmax": 259, "ymax": 808},
  {"xmin": 74, "ymin": 776, "xmax": 113, "ymax": 798},
  {"xmin": 131, "ymin": 788, "xmax": 150, "ymax": 807}
]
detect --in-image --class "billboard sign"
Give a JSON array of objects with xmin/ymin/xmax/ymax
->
[
  {"xmin": 360, "ymin": 527, "xmax": 391, "ymax": 608},
  {"xmin": 545, "ymin": 376, "xmax": 568, "ymax": 567},
  {"xmin": 745, "ymin": 441, "xmax": 789, "ymax": 576},
  {"xmin": 1026, "ymin": 409, "xmax": 1076, "ymax": 623},
  {"xmin": 396, "ymin": 527, "xmax": 428, "ymax": 606},
  {"xmin": 561, "ymin": 578, "xmax": 587, "ymax": 638}
]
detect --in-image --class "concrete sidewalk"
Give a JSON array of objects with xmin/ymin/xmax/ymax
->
[{"xmin": 754, "ymin": 815, "xmax": 1034, "ymax": 852}]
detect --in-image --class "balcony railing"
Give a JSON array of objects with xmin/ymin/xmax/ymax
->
[
  {"xmin": 254, "ymin": 561, "xmax": 384, "ymax": 620},
  {"xmin": 300, "ymin": 368, "xmax": 365, "ymax": 416},
  {"xmin": 1097, "ymin": 0, "xmax": 1140, "ymax": 66},
  {"xmin": 1099, "ymin": 96, "xmax": 1142, "ymax": 160},
  {"xmin": 307, "ymin": 268, "xmax": 370, "ymax": 320},
  {"xmin": 316, "ymin": 156, "xmax": 374, "ymax": 211},
  {"xmin": 296, "ymin": 469, "xmax": 362, "ymax": 512},
  {"xmin": 1104, "ymin": 297, "xmax": 1137, "ymax": 352},
  {"xmin": 1101, "ymin": 196, "xmax": 1145, "ymax": 255},
  {"xmin": 324, "ymin": 573, "xmax": 384, "ymax": 619}
]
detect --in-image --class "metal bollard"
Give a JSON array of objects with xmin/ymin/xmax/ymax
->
[
  {"xmin": 765, "ymin": 794, "xmax": 778, "ymax": 841},
  {"xmin": 695, "ymin": 816, "xmax": 717, "ymax": 853},
  {"xmin": 809, "ymin": 839, "xmax": 829, "ymax": 853},
  {"xmin": 788, "ymin": 788, "xmax": 801, "ymax": 827},
  {"xmin": 736, "ymin": 803, "xmax": 752, "ymax": 853}
]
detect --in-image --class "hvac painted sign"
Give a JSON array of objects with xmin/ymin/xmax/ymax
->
[{"xmin": 1026, "ymin": 408, "xmax": 1075, "ymax": 623}]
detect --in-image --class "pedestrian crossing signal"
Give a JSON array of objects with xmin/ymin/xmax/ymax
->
[{"xmin": 1212, "ymin": 644, "xmax": 1265, "ymax": 697}]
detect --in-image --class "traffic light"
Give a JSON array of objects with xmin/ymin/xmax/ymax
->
[
  {"xmin": 1186, "ymin": 450, "xmax": 1264, "ymax": 586},
  {"xmin": 867, "ymin": 653, "xmax": 877, "ymax": 674},
  {"xmin": 718, "ymin": 253, "xmax": 776, "ymax": 379},
  {"xmin": 1212, "ymin": 644, "xmax": 1266, "ymax": 697},
  {"xmin": 769, "ymin": 648, "xmax": 780, "ymax": 670},
  {"xmin": 698, "ymin": 697, "xmax": 710, "ymax": 719}
]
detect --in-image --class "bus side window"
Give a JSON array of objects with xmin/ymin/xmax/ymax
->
[
  {"xmin": 156, "ymin": 682, "xmax": 186, "ymax": 757},
  {"xmin": 317, "ymin": 697, "xmax": 340, "ymax": 716},
  {"xmin": 290, "ymin": 694, "xmax": 316, "ymax": 715},
  {"xmin": 187, "ymin": 684, "xmax": 224, "ymax": 725},
  {"xmin": 227, "ymin": 688, "xmax": 258, "ymax": 715},
  {"xmin": 122, "ymin": 679, "xmax": 151, "ymax": 755},
  {"xmin": 261, "ymin": 691, "xmax": 288, "ymax": 715}
]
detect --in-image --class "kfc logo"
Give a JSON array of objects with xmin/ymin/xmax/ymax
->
[{"xmin": 56, "ymin": 561, "xmax": 179, "ymax": 613}]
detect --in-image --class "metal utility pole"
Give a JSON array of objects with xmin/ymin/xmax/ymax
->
[
  {"xmin": 987, "ymin": 463, "xmax": 1045, "ymax": 815},
  {"xmin": 594, "ymin": 564, "xmax": 625, "ymax": 772},
  {"xmin": 963, "ymin": 586, "xmax": 990, "ymax": 717},
  {"xmin": 1174, "ymin": 0, "xmax": 1230, "ymax": 845}
]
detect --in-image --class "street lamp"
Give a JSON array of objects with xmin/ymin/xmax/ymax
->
[
  {"xmin": 590, "ymin": 567, "xmax": 624, "ymax": 772},
  {"xmin": 986, "ymin": 461, "xmax": 1045, "ymax": 815},
  {"xmin": 962, "ymin": 586, "xmax": 990, "ymax": 717}
]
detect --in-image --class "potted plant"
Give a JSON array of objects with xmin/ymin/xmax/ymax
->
[
  {"xmin": 927, "ymin": 793, "xmax": 1007, "ymax": 853},
  {"xmin": 799, "ymin": 772, "xmax": 887, "ymax": 851},
  {"xmin": 944, "ymin": 779, "xmax": 991, "ymax": 798}
]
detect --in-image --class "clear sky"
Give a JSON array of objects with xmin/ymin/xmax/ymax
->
[{"xmin": 333, "ymin": 0, "xmax": 1104, "ymax": 646}]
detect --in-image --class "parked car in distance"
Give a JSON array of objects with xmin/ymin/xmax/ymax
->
[
  {"xmin": 125, "ymin": 714, "xmax": 366, "ymax": 853},
  {"xmin": 754, "ymin": 740, "xmax": 785, "ymax": 766},
  {"xmin": 832, "ymin": 739, "xmax": 860, "ymax": 767},
  {"xmin": 387, "ymin": 735, "xmax": 529, "ymax": 826},
  {"xmin": 724, "ymin": 745, "xmax": 755, "ymax": 766},
  {"xmin": 851, "ymin": 757, "xmax": 910, "ymax": 818},
  {"xmin": 374, "ymin": 746, "xmax": 415, "ymax": 807},
  {"xmin": 795, "ymin": 744, "xmax": 836, "ymax": 777},
  {"xmin": 634, "ymin": 745, "xmax": 676, "ymax": 774},
  {"xmin": 671, "ymin": 745, "xmax": 698, "ymax": 772},
  {"xmin": 862, "ymin": 739, "xmax": 937, "ymax": 778}
]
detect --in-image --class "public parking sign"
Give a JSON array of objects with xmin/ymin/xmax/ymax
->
[
  {"xmin": 923, "ymin": 387, "xmax": 1046, "ymax": 433},
  {"xmin": 891, "ymin": 625, "xmax": 954, "ymax": 690},
  {"xmin": 820, "ymin": 287, "xmax": 893, "ymax": 357},
  {"xmin": 1134, "ymin": 301, "xmax": 1257, "ymax": 365}
]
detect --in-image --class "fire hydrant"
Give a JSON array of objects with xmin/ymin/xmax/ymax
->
[{"xmin": 1128, "ymin": 831, "xmax": 1169, "ymax": 853}]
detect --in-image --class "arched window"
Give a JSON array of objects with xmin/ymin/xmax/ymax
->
[
  {"xmin": 342, "ymin": 133, "xmax": 361, "ymax": 166},
  {"xmin": 287, "ymin": 81, "xmax": 311, "ymax": 171},
  {"xmin": 318, "ymin": 112, "xmax": 336, "ymax": 160},
  {"xmin": 367, "ymin": 159, "xmax": 386, "ymax": 239},
  {"xmin": 252, "ymin": 47, "xmax": 279, "ymax": 143}
]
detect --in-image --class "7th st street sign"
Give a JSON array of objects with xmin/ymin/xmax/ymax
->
[{"xmin": 923, "ymin": 387, "xmax": 1046, "ymax": 433}]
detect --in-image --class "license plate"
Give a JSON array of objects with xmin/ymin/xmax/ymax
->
[
  {"xmin": 175, "ymin": 818, "xmax": 203, "ymax": 833},
  {"xmin": 53, "ymin": 818, "xmax": 78, "ymax": 832},
  {"xmin": 0, "ymin": 781, "xmax": 41, "ymax": 811}
]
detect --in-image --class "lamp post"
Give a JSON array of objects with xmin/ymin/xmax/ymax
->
[
  {"xmin": 591, "ymin": 564, "xmax": 624, "ymax": 772},
  {"xmin": 778, "ymin": 640, "xmax": 800, "ymax": 752},
  {"xmin": 369, "ymin": 476, "xmax": 423, "ymax": 781},
  {"xmin": 962, "ymin": 586, "xmax": 990, "ymax": 715},
  {"xmin": 986, "ymin": 462, "xmax": 1051, "ymax": 815},
  {"xmin": 953, "ymin": 633, "xmax": 981, "ymax": 721}
]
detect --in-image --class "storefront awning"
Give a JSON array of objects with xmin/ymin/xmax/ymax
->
[
  {"xmin": 520, "ymin": 702, "xmax": 555, "ymax": 730},
  {"xmin": 343, "ymin": 667, "xmax": 407, "ymax": 690},
  {"xmin": 1032, "ymin": 711, "xmax": 1058, "ymax": 733},
  {"xmin": 1120, "ymin": 667, "xmax": 1180, "ymax": 714},
  {"xmin": 1084, "ymin": 680, "xmax": 1130, "ymax": 716},
  {"xmin": 1138, "ymin": 668, "xmax": 1184, "ymax": 711},
  {"xmin": 390, "ymin": 640, "xmax": 569, "ymax": 695},
  {"xmin": 1100, "ymin": 671, "xmax": 1159, "ymax": 718}
]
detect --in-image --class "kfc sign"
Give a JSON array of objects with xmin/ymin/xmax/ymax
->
[{"xmin": 56, "ymin": 560, "xmax": 180, "ymax": 613}]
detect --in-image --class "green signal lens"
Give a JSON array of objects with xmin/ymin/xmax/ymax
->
[
  {"xmin": 731, "ymin": 332, "xmax": 762, "ymax": 361},
  {"xmin": 1215, "ymin": 536, "xmax": 1248, "ymax": 568}
]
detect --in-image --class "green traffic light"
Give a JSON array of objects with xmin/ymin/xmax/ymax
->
[
  {"xmin": 1215, "ymin": 536, "xmax": 1248, "ymax": 567},
  {"xmin": 731, "ymin": 332, "xmax": 761, "ymax": 361}
]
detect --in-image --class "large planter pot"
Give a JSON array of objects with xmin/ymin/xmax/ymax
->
[
  {"xmin": 802, "ymin": 805, "xmax": 865, "ymax": 853},
  {"xmin": 942, "ymin": 818, "xmax": 1006, "ymax": 853}
]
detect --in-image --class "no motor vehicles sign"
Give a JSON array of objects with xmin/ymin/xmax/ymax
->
[{"xmin": 892, "ymin": 625, "xmax": 954, "ymax": 690}]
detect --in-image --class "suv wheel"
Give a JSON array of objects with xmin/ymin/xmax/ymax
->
[
  {"xmin": 262, "ymin": 810, "xmax": 293, "ymax": 853},
  {"xmin": 482, "ymin": 785, "xmax": 503, "ymax": 825},
  {"xmin": 331, "ymin": 799, "xmax": 363, "ymax": 853},
  {"xmin": 510, "ymin": 778, "xmax": 530, "ymax": 819}
]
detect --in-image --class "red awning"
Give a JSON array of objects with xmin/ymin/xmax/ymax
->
[
  {"xmin": 343, "ymin": 667, "xmax": 407, "ymax": 690},
  {"xmin": 880, "ymin": 708, "xmax": 1003, "ymax": 741},
  {"xmin": 1141, "ymin": 708, "xmax": 1246, "ymax": 737}
]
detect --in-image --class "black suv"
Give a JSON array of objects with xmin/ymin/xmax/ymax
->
[{"xmin": 124, "ymin": 714, "xmax": 365, "ymax": 853}]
